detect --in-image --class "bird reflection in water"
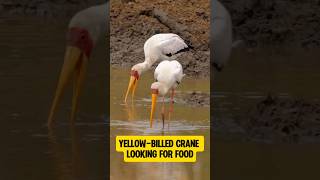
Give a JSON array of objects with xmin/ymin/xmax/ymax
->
[
  {"xmin": 123, "ymin": 100, "xmax": 137, "ymax": 121},
  {"xmin": 48, "ymin": 127, "xmax": 88, "ymax": 180}
]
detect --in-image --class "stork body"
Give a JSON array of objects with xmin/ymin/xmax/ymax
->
[
  {"xmin": 124, "ymin": 33, "xmax": 189, "ymax": 102},
  {"xmin": 47, "ymin": 3, "xmax": 108, "ymax": 127},
  {"xmin": 149, "ymin": 60, "xmax": 184, "ymax": 128}
]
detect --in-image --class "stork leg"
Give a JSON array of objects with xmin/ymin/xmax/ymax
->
[
  {"xmin": 161, "ymin": 96, "xmax": 165, "ymax": 128},
  {"xmin": 168, "ymin": 89, "xmax": 175, "ymax": 126},
  {"xmin": 70, "ymin": 56, "xmax": 88, "ymax": 124}
]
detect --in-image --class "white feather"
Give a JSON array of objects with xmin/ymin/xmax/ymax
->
[
  {"xmin": 144, "ymin": 33, "xmax": 188, "ymax": 65},
  {"xmin": 69, "ymin": 3, "xmax": 108, "ymax": 44},
  {"xmin": 154, "ymin": 60, "xmax": 184, "ymax": 90}
]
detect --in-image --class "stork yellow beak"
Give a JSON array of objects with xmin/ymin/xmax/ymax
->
[
  {"xmin": 124, "ymin": 76, "xmax": 138, "ymax": 103},
  {"xmin": 47, "ymin": 46, "xmax": 88, "ymax": 127},
  {"xmin": 150, "ymin": 93, "xmax": 158, "ymax": 128}
]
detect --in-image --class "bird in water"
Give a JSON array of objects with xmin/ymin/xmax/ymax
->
[
  {"xmin": 149, "ymin": 60, "xmax": 184, "ymax": 128},
  {"xmin": 124, "ymin": 33, "xmax": 190, "ymax": 103},
  {"xmin": 47, "ymin": 3, "xmax": 108, "ymax": 127},
  {"xmin": 47, "ymin": 0, "xmax": 237, "ymax": 127}
]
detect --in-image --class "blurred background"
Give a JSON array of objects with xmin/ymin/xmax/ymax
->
[
  {"xmin": 213, "ymin": 0, "xmax": 320, "ymax": 179},
  {"xmin": 0, "ymin": 0, "xmax": 108, "ymax": 180},
  {"xmin": 1, "ymin": 0, "xmax": 320, "ymax": 179}
]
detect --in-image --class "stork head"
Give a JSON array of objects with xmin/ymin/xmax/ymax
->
[
  {"xmin": 47, "ymin": 3, "xmax": 108, "ymax": 127},
  {"xmin": 124, "ymin": 63, "xmax": 148, "ymax": 103},
  {"xmin": 149, "ymin": 82, "xmax": 168, "ymax": 127},
  {"xmin": 150, "ymin": 82, "xmax": 168, "ymax": 95},
  {"xmin": 47, "ymin": 26, "xmax": 94, "ymax": 126}
]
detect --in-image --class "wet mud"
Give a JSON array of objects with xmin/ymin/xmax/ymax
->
[
  {"xmin": 177, "ymin": 91, "xmax": 210, "ymax": 107},
  {"xmin": 0, "ymin": 0, "xmax": 105, "ymax": 17},
  {"xmin": 243, "ymin": 96, "xmax": 320, "ymax": 143},
  {"xmin": 215, "ymin": 95, "xmax": 320, "ymax": 143},
  {"xmin": 221, "ymin": 0, "xmax": 320, "ymax": 48},
  {"xmin": 110, "ymin": 0, "xmax": 210, "ymax": 77}
]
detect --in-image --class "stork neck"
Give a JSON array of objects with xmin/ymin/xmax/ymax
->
[
  {"xmin": 69, "ymin": 2, "xmax": 108, "ymax": 44},
  {"xmin": 92, "ymin": 3, "xmax": 108, "ymax": 42},
  {"xmin": 158, "ymin": 82, "xmax": 170, "ymax": 95},
  {"xmin": 139, "ymin": 61, "xmax": 151, "ymax": 74},
  {"xmin": 146, "ymin": 57, "xmax": 155, "ymax": 67}
]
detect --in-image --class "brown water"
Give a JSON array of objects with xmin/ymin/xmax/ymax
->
[
  {"xmin": 213, "ymin": 48, "xmax": 320, "ymax": 179},
  {"xmin": 110, "ymin": 68, "xmax": 210, "ymax": 180},
  {"xmin": 2, "ymin": 16, "xmax": 320, "ymax": 180}
]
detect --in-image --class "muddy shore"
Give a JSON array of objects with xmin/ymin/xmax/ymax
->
[
  {"xmin": 214, "ymin": 96, "xmax": 320, "ymax": 144},
  {"xmin": 2, "ymin": 0, "xmax": 318, "ymax": 49},
  {"xmin": 2, "ymin": 0, "xmax": 319, "ymax": 75},
  {"xmin": 221, "ymin": 0, "xmax": 320, "ymax": 48},
  {"xmin": 178, "ymin": 91, "xmax": 210, "ymax": 107},
  {"xmin": 110, "ymin": 0, "xmax": 210, "ymax": 77},
  {"xmin": 0, "ymin": 0, "xmax": 105, "ymax": 17}
]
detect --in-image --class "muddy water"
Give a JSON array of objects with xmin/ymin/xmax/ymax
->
[
  {"xmin": 2, "ymin": 16, "xmax": 319, "ymax": 180},
  {"xmin": 213, "ymin": 49, "xmax": 320, "ymax": 179},
  {"xmin": 110, "ymin": 68, "xmax": 210, "ymax": 180},
  {"xmin": 0, "ymin": 17, "xmax": 108, "ymax": 179}
]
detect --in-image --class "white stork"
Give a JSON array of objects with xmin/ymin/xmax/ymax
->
[
  {"xmin": 149, "ymin": 60, "xmax": 184, "ymax": 128},
  {"xmin": 124, "ymin": 33, "xmax": 189, "ymax": 102},
  {"xmin": 47, "ymin": 3, "xmax": 108, "ymax": 127}
]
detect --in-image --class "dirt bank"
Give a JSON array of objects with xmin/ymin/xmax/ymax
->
[
  {"xmin": 110, "ymin": 0, "xmax": 210, "ymax": 77},
  {"xmin": 2, "ymin": 0, "xmax": 319, "ymax": 49},
  {"xmin": 178, "ymin": 91, "xmax": 210, "ymax": 107},
  {"xmin": 221, "ymin": 0, "xmax": 320, "ymax": 48},
  {"xmin": 240, "ymin": 96, "xmax": 320, "ymax": 143},
  {"xmin": 0, "ymin": 0, "xmax": 105, "ymax": 17},
  {"xmin": 213, "ymin": 96, "xmax": 320, "ymax": 143}
]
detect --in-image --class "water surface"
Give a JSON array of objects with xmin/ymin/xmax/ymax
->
[
  {"xmin": 0, "ymin": 17, "xmax": 108, "ymax": 180},
  {"xmin": 110, "ymin": 68, "xmax": 210, "ymax": 180},
  {"xmin": 213, "ymin": 48, "xmax": 320, "ymax": 179},
  {"xmin": 2, "ymin": 16, "xmax": 319, "ymax": 180}
]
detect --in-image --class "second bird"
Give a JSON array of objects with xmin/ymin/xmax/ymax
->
[{"xmin": 149, "ymin": 60, "xmax": 184, "ymax": 128}]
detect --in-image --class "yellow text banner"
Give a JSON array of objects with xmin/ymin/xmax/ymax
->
[{"xmin": 116, "ymin": 136, "xmax": 204, "ymax": 162}]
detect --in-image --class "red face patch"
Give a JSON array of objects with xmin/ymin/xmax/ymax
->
[
  {"xmin": 130, "ymin": 70, "xmax": 139, "ymax": 80},
  {"xmin": 151, "ymin": 88, "xmax": 159, "ymax": 94},
  {"xmin": 67, "ymin": 27, "xmax": 94, "ymax": 57}
]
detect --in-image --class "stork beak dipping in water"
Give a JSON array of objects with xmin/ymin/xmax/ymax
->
[
  {"xmin": 124, "ymin": 69, "xmax": 139, "ymax": 102},
  {"xmin": 124, "ymin": 33, "xmax": 189, "ymax": 103},
  {"xmin": 47, "ymin": 3, "xmax": 108, "ymax": 127},
  {"xmin": 149, "ymin": 60, "xmax": 184, "ymax": 128},
  {"xmin": 47, "ymin": 28, "xmax": 92, "ymax": 126}
]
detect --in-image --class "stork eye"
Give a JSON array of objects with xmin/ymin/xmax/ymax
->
[{"xmin": 176, "ymin": 81, "xmax": 180, "ymax": 85}]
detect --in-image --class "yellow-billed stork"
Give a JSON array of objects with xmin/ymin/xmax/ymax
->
[
  {"xmin": 149, "ymin": 60, "xmax": 184, "ymax": 128},
  {"xmin": 47, "ymin": 3, "xmax": 108, "ymax": 127}
]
